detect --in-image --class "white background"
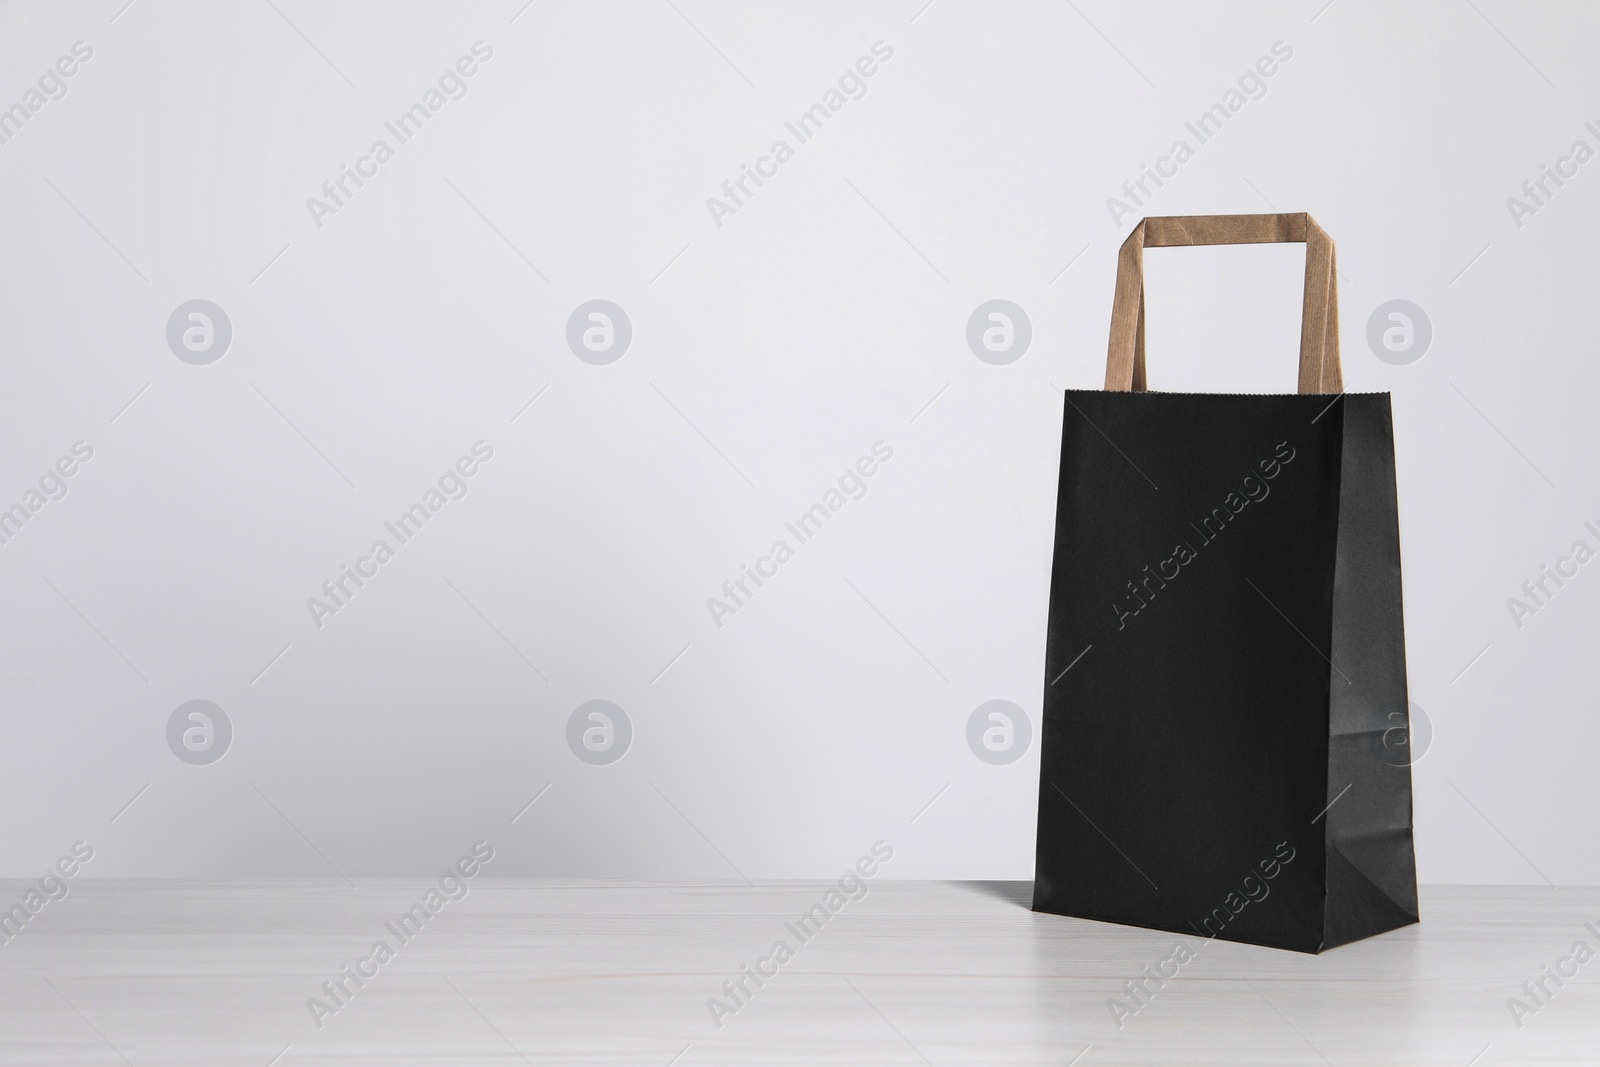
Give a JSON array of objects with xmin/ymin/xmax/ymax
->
[{"xmin": 0, "ymin": 0, "xmax": 1594, "ymax": 884}]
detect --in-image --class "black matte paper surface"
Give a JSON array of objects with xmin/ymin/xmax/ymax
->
[{"xmin": 1033, "ymin": 390, "xmax": 1419, "ymax": 953}]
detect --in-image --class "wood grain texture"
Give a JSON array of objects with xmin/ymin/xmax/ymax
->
[{"xmin": 0, "ymin": 881, "xmax": 1594, "ymax": 1065}]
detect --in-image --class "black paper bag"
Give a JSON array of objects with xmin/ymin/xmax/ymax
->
[{"xmin": 1033, "ymin": 214, "xmax": 1419, "ymax": 953}]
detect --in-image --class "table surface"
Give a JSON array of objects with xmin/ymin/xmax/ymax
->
[{"xmin": 0, "ymin": 880, "xmax": 1594, "ymax": 1065}]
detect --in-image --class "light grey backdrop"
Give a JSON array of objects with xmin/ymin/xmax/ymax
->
[{"xmin": 1, "ymin": 0, "xmax": 1594, "ymax": 884}]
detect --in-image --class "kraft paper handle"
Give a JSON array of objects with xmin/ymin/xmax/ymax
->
[{"xmin": 1104, "ymin": 213, "xmax": 1343, "ymax": 394}]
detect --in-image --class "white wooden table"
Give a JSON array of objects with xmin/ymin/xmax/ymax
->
[{"xmin": 1, "ymin": 881, "xmax": 1593, "ymax": 1065}]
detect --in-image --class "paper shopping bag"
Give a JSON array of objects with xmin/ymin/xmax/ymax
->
[{"xmin": 1032, "ymin": 214, "xmax": 1419, "ymax": 952}]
